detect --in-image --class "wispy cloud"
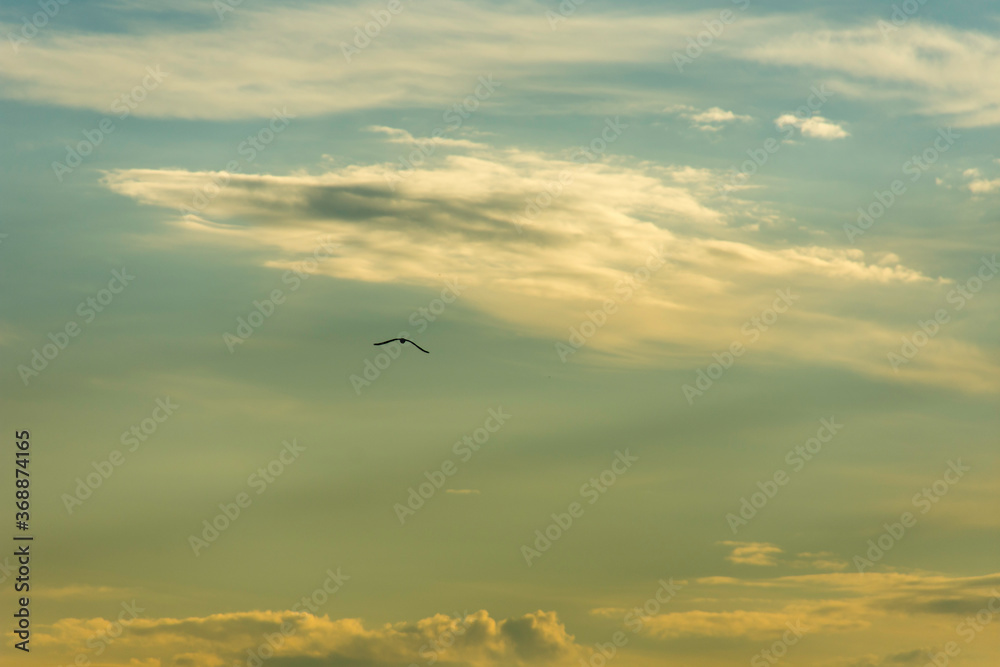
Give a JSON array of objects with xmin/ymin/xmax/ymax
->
[
  {"xmin": 719, "ymin": 540, "xmax": 783, "ymax": 566},
  {"xmin": 666, "ymin": 104, "xmax": 753, "ymax": 132},
  {"xmin": 0, "ymin": 1, "xmax": 720, "ymax": 119},
  {"xmin": 367, "ymin": 125, "xmax": 488, "ymax": 149},
  {"xmin": 746, "ymin": 23, "xmax": 1000, "ymax": 127},
  {"xmin": 101, "ymin": 135, "xmax": 1000, "ymax": 394}
]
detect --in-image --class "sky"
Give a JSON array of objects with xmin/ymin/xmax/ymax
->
[{"xmin": 0, "ymin": 0, "xmax": 998, "ymax": 665}]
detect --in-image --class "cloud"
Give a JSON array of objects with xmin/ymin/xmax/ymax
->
[
  {"xmin": 717, "ymin": 546, "xmax": 849, "ymax": 571},
  {"xmin": 879, "ymin": 649, "xmax": 931, "ymax": 665},
  {"xmin": 38, "ymin": 609, "xmax": 588, "ymax": 667},
  {"xmin": 694, "ymin": 570, "xmax": 1000, "ymax": 612},
  {"xmin": 0, "ymin": 1, "xmax": 733, "ymax": 120},
  {"xmin": 790, "ymin": 552, "xmax": 849, "ymax": 571},
  {"xmin": 967, "ymin": 179, "xmax": 1000, "ymax": 193},
  {"xmin": 718, "ymin": 541, "xmax": 783, "ymax": 566},
  {"xmin": 666, "ymin": 105, "xmax": 753, "ymax": 132},
  {"xmin": 367, "ymin": 125, "xmax": 488, "ymax": 149},
  {"xmin": 848, "ymin": 648, "xmax": 933, "ymax": 666},
  {"xmin": 746, "ymin": 23, "xmax": 1000, "ymax": 127},
  {"xmin": 637, "ymin": 570, "xmax": 1000, "ymax": 645},
  {"xmin": 446, "ymin": 488, "xmax": 481, "ymax": 494},
  {"xmin": 690, "ymin": 107, "xmax": 752, "ymax": 125},
  {"xmin": 774, "ymin": 113, "xmax": 849, "ymax": 139},
  {"xmin": 643, "ymin": 604, "xmax": 864, "ymax": 639},
  {"xmin": 39, "ymin": 572, "xmax": 1000, "ymax": 665},
  {"xmin": 959, "ymin": 166, "xmax": 1000, "ymax": 193},
  {"xmin": 102, "ymin": 135, "xmax": 1000, "ymax": 393},
  {"xmin": 5, "ymin": 4, "xmax": 1000, "ymax": 130}
]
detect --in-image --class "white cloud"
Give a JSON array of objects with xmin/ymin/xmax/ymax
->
[
  {"xmin": 690, "ymin": 107, "xmax": 752, "ymax": 125},
  {"xmin": 0, "ymin": 2, "xmax": 731, "ymax": 120},
  {"xmin": 746, "ymin": 23, "xmax": 1000, "ymax": 127},
  {"xmin": 101, "ymin": 135, "xmax": 1000, "ymax": 392},
  {"xmin": 666, "ymin": 104, "xmax": 753, "ymax": 131},
  {"xmin": 4, "ymin": 5, "xmax": 1000, "ymax": 130},
  {"xmin": 774, "ymin": 113, "xmax": 849, "ymax": 139},
  {"xmin": 968, "ymin": 178, "xmax": 1000, "ymax": 194},
  {"xmin": 961, "ymin": 166, "xmax": 1000, "ymax": 193},
  {"xmin": 367, "ymin": 125, "xmax": 487, "ymax": 149}
]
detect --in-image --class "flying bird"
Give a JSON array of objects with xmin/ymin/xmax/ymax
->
[{"xmin": 373, "ymin": 338, "xmax": 429, "ymax": 354}]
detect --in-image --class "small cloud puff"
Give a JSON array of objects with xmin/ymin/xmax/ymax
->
[
  {"xmin": 775, "ymin": 114, "xmax": 849, "ymax": 139},
  {"xmin": 718, "ymin": 541, "xmax": 783, "ymax": 566},
  {"xmin": 961, "ymin": 166, "xmax": 1000, "ymax": 193},
  {"xmin": 666, "ymin": 104, "xmax": 752, "ymax": 131}
]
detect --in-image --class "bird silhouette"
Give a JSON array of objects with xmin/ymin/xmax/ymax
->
[{"xmin": 373, "ymin": 338, "xmax": 430, "ymax": 354}]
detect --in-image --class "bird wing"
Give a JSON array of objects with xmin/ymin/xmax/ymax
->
[
  {"xmin": 406, "ymin": 340, "xmax": 430, "ymax": 353},
  {"xmin": 373, "ymin": 339, "xmax": 401, "ymax": 346}
]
